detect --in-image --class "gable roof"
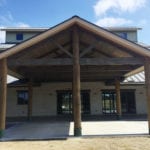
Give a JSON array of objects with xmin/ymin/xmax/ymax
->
[{"xmin": 0, "ymin": 16, "xmax": 150, "ymax": 60}]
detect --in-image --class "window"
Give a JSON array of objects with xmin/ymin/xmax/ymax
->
[
  {"xmin": 118, "ymin": 32, "xmax": 127, "ymax": 39},
  {"xmin": 102, "ymin": 90, "xmax": 136, "ymax": 114},
  {"xmin": 17, "ymin": 90, "xmax": 28, "ymax": 105},
  {"xmin": 16, "ymin": 33, "xmax": 23, "ymax": 41},
  {"xmin": 102, "ymin": 91, "xmax": 116, "ymax": 114},
  {"xmin": 57, "ymin": 90, "xmax": 90, "ymax": 115}
]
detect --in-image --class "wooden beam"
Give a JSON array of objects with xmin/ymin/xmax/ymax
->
[
  {"xmin": 80, "ymin": 41, "xmax": 98, "ymax": 57},
  {"xmin": 8, "ymin": 69, "xmax": 23, "ymax": 79},
  {"xmin": 8, "ymin": 57, "xmax": 143, "ymax": 67},
  {"xmin": 28, "ymin": 81, "xmax": 33, "ymax": 121},
  {"xmin": 37, "ymin": 42, "xmax": 71, "ymax": 59},
  {"xmin": 52, "ymin": 40, "xmax": 73, "ymax": 57},
  {"xmin": 72, "ymin": 27, "xmax": 82, "ymax": 136},
  {"xmin": 80, "ymin": 58, "xmax": 144, "ymax": 65},
  {"xmin": 144, "ymin": 57, "xmax": 150, "ymax": 134},
  {"xmin": 0, "ymin": 59, "xmax": 7, "ymax": 138},
  {"xmin": 115, "ymin": 79, "xmax": 122, "ymax": 119}
]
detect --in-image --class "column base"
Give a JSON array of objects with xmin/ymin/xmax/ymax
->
[
  {"xmin": 27, "ymin": 116, "xmax": 32, "ymax": 121},
  {"xmin": 0, "ymin": 130, "xmax": 4, "ymax": 138},
  {"xmin": 116, "ymin": 114, "xmax": 122, "ymax": 120},
  {"xmin": 74, "ymin": 127, "xmax": 82, "ymax": 136}
]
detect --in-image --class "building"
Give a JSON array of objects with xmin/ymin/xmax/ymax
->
[{"xmin": 0, "ymin": 16, "xmax": 150, "ymax": 137}]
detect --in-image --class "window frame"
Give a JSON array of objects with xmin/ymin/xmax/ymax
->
[
  {"xmin": 17, "ymin": 90, "xmax": 28, "ymax": 105},
  {"xmin": 16, "ymin": 33, "xmax": 23, "ymax": 41}
]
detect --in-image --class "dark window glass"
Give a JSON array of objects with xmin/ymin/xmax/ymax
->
[
  {"xmin": 17, "ymin": 91, "xmax": 28, "ymax": 105},
  {"xmin": 102, "ymin": 90, "xmax": 136, "ymax": 114},
  {"xmin": 16, "ymin": 33, "xmax": 23, "ymax": 40},
  {"xmin": 119, "ymin": 32, "xmax": 127, "ymax": 39},
  {"xmin": 57, "ymin": 90, "xmax": 90, "ymax": 115},
  {"xmin": 102, "ymin": 91, "xmax": 116, "ymax": 114}
]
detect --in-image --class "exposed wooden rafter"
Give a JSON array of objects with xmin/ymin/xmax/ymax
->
[
  {"xmin": 80, "ymin": 41, "xmax": 98, "ymax": 57},
  {"xmin": 52, "ymin": 39, "xmax": 73, "ymax": 57}
]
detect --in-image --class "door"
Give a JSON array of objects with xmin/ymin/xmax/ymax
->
[
  {"xmin": 121, "ymin": 90, "xmax": 136, "ymax": 114},
  {"xmin": 102, "ymin": 90, "xmax": 136, "ymax": 114},
  {"xmin": 102, "ymin": 91, "xmax": 116, "ymax": 114},
  {"xmin": 57, "ymin": 90, "xmax": 90, "ymax": 115}
]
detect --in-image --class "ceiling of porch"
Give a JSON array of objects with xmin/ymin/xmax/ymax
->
[{"xmin": 7, "ymin": 24, "xmax": 144, "ymax": 82}]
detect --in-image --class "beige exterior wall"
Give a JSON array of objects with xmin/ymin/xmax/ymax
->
[
  {"xmin": 6, "ymin": 82, "xmax": 147, "ymax": 117},
  {"xmin": 6, "ymin": 32, "xmax": 39, "ymax": 43},
  {"xmin": 114, "ymin": 31, "xmax": 137, "ymax": 42}
]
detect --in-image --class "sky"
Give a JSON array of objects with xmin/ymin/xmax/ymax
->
[{"xmin": 0, "ymin": 0, "xmax": 150, "ymax": 45}]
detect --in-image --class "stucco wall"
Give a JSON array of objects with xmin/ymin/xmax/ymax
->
[
  {"xmin": 114, "ymin": 31, "xmax": 137, "ymax": 42},
  {"xmin": 6, "ymin": 32, "xmax": 39, "ymax": 43},
  {"xmin": 6, "ymin": 82, "xmax": 147, "ymax": 117}
]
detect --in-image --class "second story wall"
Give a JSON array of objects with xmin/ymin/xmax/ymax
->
[
  {"xmin": 6, "ymin": 31, "xmax": 41, "ymax": 44},
  {"xmin": 113, "ymin": 31, "xmax": 138, "ymax": 42}
]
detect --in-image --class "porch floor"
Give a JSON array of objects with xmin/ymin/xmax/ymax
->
[{"xmin": 1, "ymin": 119, "xmax": 148, "ymax": 141}]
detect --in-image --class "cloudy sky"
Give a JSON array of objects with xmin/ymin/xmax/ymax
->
[{"xmin": 0, "ymin": 0, "xmax": 150, "ymax": 44}]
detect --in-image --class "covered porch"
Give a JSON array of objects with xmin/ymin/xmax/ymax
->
[
  {"xmin": 0, "ymin": 16, "xmax": 150, "ymax": 138},
  {"xmin": 1, "ymin": 118, "xmax": 148, "ymax": 140}
]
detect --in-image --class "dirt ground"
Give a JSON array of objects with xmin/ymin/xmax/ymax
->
[{"xmin": 0, "ymin": 137, "xmax": 150, "ymax": 150}]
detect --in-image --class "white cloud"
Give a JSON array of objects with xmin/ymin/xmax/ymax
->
[
  {"xmin": 16, "ymin": 22, "xmax": 30, "ymax": 28},
  {"xmin": 0, "ymin": 12, "xmax": 30, "ymax": 27},
  {"xmin": 94, "ymin": 0, "xmax": 146, "ymax": 16},
  {"xmin": 0, "ymin": 12, "xmax": 13, "ymax": 25},
  {"xmin": 137, "ymin": 19, "xmax": 147, "ymax": 26},
  {"xmin": 96, "ymin": 17, "xmax": 132, "ymax": 27},
  {"xmin": 0, "ymin": 11, "xmax": 30, "ymax": 43}
]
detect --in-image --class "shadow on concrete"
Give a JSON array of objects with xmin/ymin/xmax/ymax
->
[
  {"xmin": 2, "ymin": 121, "xmax": 71, "ymax": 141},
  {"xmin": 2, "ymin": 114, "xmax": 148, "ymax": 141}
]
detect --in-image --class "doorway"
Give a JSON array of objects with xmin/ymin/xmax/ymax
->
[
  {"xmin": 57, "ymin": 90, "xmax": 90, "ymax": 115},
  {"xmin": 102, "ymin": 90, "xmax": 136, "ymax": 114}
]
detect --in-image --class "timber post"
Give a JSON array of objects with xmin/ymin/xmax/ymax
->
[
  {"xmin": 115, "ymin": 79, "xmax": 122, "ymax": 119},
  {"xmin": 0, "ymin": 59, "xmax": 7, "ymax": 138},
  {"xmin": 144, "ymin": 57, "xmax": 150, "ymax": 134},
  {"xmin": 28, "ymin": 81, "xmax": 33, "ymax": 121},
  {"xmin": 72, "ymin": 26, "xmax": 82, "ymax": 136}
]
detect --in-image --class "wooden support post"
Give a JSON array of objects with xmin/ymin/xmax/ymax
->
[
  {"xmin": 72, "ymin": 27, "xmax": 82, "ymax": 136},
  {"xmin": 0, "ymin": 59, "xmax": 7, "ymax": 138},
  {"xmin": 115, "ymin": 79, "xmax": 122, "ymax": 119},
  {"xmin": 144, "ymin": 58, "xmax": 150, "ymax": 134},
  {"xmin": 28, "ymin": 81, "xmax": 33, "ymax": 121}
]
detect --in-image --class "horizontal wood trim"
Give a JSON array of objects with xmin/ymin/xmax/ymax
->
[
  {"xmin": 80, "ymin": 58, "xmax": 143, "ymax": 65},
  {"xmin": 8, "ymin": 57, "xmax": 143, "ymax": 67}
]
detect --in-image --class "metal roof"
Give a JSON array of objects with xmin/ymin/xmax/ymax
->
[
  {"xmin": 106, "ymin": 27, "xmax": 141, "ymax": 32},
  {"xmin": 0, "ymin": 44, "xmax": 15, "ymax": 50},
  {"xmin": 1, "ymin": 27, "xmax": 141, "ymax": 32},
  {"xmin": 0, "ymin": 28, "xmax": 48, "ymax": 32},
  {"xmin": 123, "ymin": 71, "xmax": 145, "ymax": 83}
]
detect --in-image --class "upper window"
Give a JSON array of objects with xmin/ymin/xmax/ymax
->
[
  {"xmin": 16, "ymin": 33, "xmax": 23, "ymax": 41},
  {"xmin": 118, "ymin": 32, "xmax": 127, "ymax": 39},
  {"xmin": 17, "ymin": 90, "xmax": 28, "ymax": 105}
]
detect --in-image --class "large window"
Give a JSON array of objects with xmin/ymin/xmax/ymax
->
[
  {"xmin": 102, "ymin": 90, "xmax": 136, "ymax": 114},
  {"xmin": 102, "ymin": 91, "xmax": 116, "ymax": 114},
  {"xmin": 17, "ymin": 90, "xmax": 28, "ymax": 105},
  {"xmin": 57, "ymin": 90, "xmax": 90, "ymax": 115},
  {"xmin": 121, "ymin": 90, "xmax": 136, "ymax": 114}
]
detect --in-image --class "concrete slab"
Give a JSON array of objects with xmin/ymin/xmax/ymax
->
[{"xmin": 1, "ymin": 120, "xmax": 148, "ymax": 141}]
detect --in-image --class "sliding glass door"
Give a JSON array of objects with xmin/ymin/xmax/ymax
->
[{"xmin": 57, "ymin": 90, "xmax": 90, "ymax": 115}]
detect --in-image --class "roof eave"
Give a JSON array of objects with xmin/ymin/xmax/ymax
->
[{"xmin": 0, "ymin": 16, "xmax": 150, "ymax": 60}]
